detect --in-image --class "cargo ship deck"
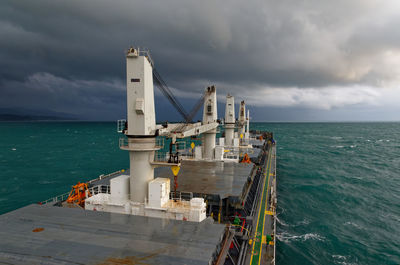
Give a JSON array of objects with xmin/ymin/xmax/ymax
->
[{"xmin": 0, "ymin": 136, "xmax": 277, "ymax": 265}]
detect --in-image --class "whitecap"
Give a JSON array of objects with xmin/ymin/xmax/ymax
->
[
  {"xmin": 295, "ymin": 219, "xmax": 310, "ymax": 226},
  {"xmin": 276, "ymin": 216, "xmax": 288, "ymax": 226},
  {"xmin": 332, "ymin": 254, "xmax": 358, "ymax": 265},
  {"xmin": 332, "ymin": 255, "xmax": 346, "ymax": 259},
  {"xmin": 331, "ymin": 145, "xmax": 344, "ymax": 148},
  {"xmin": 344, "ymin": 221, "xmax": 361, "ymax": 229},
  {"xmin": 277, "ymin": 232, "xmax": 325, "ymax": 243},
  {"xmin": 350, "ymin": 145, "xmax": 356, "ymax": 148},
  {"xmin": 11, "ymin": 148, "xmax": 16, "ymax": 151}
]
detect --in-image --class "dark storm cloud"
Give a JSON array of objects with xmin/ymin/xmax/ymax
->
[{"xmin": 0, "ymin": 0, "xmax": 399, "ymax": 120}]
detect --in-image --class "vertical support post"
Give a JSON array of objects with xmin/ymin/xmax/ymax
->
[
  {"xmin": 238, "ymin": 101, "xmax": 246, "ymax": 136},
  {"xmin": 225, "ymin": 94, "xmax": 235, "ymax": 146},
  {"xmin": 202, "ymin": 85, "xmax": 218, "ymax": 160}
]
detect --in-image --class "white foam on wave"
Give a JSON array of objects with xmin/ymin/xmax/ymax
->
[
  {"xmin": 277, "ymin": 232, "xmax": 325, "ymax": 243},
  {"xmin": 277, "ymin": 217, "xmax": 309, "ymax": 227},
  {"xmin": 276, "ymin": 216, "xmax": 289, "ymax": 226},
  {"xmin": 11, "ymin": 148, "xmax": 16, "ymax": 151},
  {"xmin": 350, "ymin": 145, "xmax": 357, "ymax": 148},
  {"xmin": 332, "ymin": 254, "xmax": 358, "ymax": 265},
  {"xmin": 331, "ymin": 145, "xmax": 344, "ymax": 148},
  {"xmin": 344, "ymin": 221, "xmax": 361, "ymax": 229}
]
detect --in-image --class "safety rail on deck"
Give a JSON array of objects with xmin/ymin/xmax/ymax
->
[
  {"xmin": 119, "ymin": 137, "xmax": 164, "ymax": 150},
  {"xmin": 87, "ymin": 185, "xmax": 110, "ymax": 198},
  {"xmin": 87, "ymin": 169, "xmax": 126, "ymax": 185},
  {"xmin": 170, "ymin": 191, "xmax": 193, "ymax": 201},
  {"xmin": 41, "ymin": 192, "xmax": 70, "ymax": 205},
  {"xmin": 154, "ymin": 149, "xmax": 193, "ymax": 162},
  {"xmin": 223, "ymin": 147, "xmax": 240, "ymax": 160},
  {"xmin": 137, "ymin": 47, "xmax": 154, "ymax": 67},
  {"xmin": 41, "ymin": 170, "xmax": 125, "ymax": 205}
]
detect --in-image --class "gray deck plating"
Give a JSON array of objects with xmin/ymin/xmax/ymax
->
[
  {"xmin": 155, "ymin": 160, "xmax": 253, "ymax": 198},
  {"xmin": 0, "ymin": 204, "xmax": 225, "ymax": 265}
]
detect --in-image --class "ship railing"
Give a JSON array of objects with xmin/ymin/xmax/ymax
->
[
  {"xmin": 137, "ymin": 47, "xmax": 154, "ymax": 67},
  {"xmin": 119, "ymin": 137, "xmax": 128, "ymax": 150},
  {"xmin": 154, "ymin": 150, "xmax": 168, "ymax": 162},
  {"xmin": 154, "ymin": 150, "xmax": 193, "ymax": 162},
  {"xmin": 170, "ymin": 191, "xmax": 193, "ymax": 201},
  {"xmin": 41, "ymin": 170, "xmax": 124, "ymax": 205},
  {"xmin": 179, "ymin": 152, "xmax": 194, "ymax": 160},
  {"xmin": 87, "ymin": 170, "xmax": 126, "ymax": 185},
  {"xmin": 87, "ymin": 185, "xmax": 110, "ymax": 197},
  {"xmin": 223, "ymin": 147, "xmax": 240, "ymax": 160},
  {"xmin": 119, "ymin": 137, "xmax": 164, "ymax": 150},
  {"xmin": 41, "ymin": 192, "xmax": 70, "ymax": 205}
]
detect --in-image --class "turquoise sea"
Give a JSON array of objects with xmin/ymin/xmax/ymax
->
[{"xmin": 0, "ymin": 122, "xmax": 399, "ymax": 264}]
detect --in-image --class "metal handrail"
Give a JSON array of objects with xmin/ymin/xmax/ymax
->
[
  {"xmin": 170, "ymin": 191, "xmax": 193, "ymax": 201},
  {"xmin": 41, "ymin": 170, "xmax": 125, "ymax": 205},
  {"xmin": 119, "ymin": 137, "xmax": 164, "ymax": 149},
  {"xmin": 87, "ymin": 185, "xmax": 111, "ymax": 197},
  {"xmin": 41, "ymin": 192, "xmax": 70, "ymax": 205},
  {"xmin": 223, "ymin": 147, "xmax": 240, "ymax": 159}
]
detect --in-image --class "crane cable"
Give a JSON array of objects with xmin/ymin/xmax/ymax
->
[{"xmin": 153, "ymin": 69, "xmax": 191, "ymax": 122}]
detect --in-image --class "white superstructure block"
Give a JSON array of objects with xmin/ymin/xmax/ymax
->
[
  {"xmin": 148, "ymin": 178, "xmax": 170, "ymax": 208},
  {"xmin": 110, "ymin": 175, "xmax": 130, "ymax": 202},
  {"xmin": 202, "ymin": 86, "xmax": 218, "ymax": 160},
  {"xmin": 224, "ymin": 94, "xmax": 235, "ymax": 146},
  {"xmin": 126, "ymin": 48, "xmax": 156, "ymax": 136}
]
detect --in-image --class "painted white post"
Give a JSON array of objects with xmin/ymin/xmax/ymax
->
[
  {"xmin": 224, "ymin": 94, "xmax": 235, "ymax": 146},
  {"xmin": 202, "ymin": 86, "xmax": 218, "ymax": 160},
  {"xmin": 238, "ymin": 101, "xmax": 246, "ymax": 136},
  {"xmin": 246, "ymin": 109, "xmax": 250, "ymax": 139}
]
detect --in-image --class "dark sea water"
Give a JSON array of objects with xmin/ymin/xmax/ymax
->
[{"xmin": 0, "ymin": 122, "xmax": 399, "ymax": 264}]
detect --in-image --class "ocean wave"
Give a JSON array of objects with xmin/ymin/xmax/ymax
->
[
  {"xmin": 276, "ymin": 216, "xmax": 289, "ymax": 226},
  {"xmin": 344, "ymin": 221, "xmax": 362, "ymax": 229},
  {"xmin": 277, "ymin": 232, "xmax": 325, "ymax": 243},
  {"xmin": 38, "ymin": 180, "xmax": 55, "ymax": 184},
  {"xmin": 332, "ymin": 255, "xmax": 358, "ymax": 265}
]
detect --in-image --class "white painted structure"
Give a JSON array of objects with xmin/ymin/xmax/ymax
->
[
  {"xmin": 124, "ymin": 47, "xmax": 157, "ymax": 203},
  {"xmin": 85, "ymin": 176, "xmax": 206, "ymax": 222},
  {"xmin": 202, "ymin": 86, "xmax": 218, "ymax": 160},
  {"xmin": 238, "ymin": 101, "xmax": 246, "ymax": 136},
  {"xmin": 245, "ymin": 109, "xmax": 250, "ymax": 140},
  {"xmin": 224, "ymin": 94, "xmax": 235, "ymax": 147}
]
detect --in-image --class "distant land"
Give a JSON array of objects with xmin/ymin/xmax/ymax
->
[{"xmin": 0, "ymin": 108, "xmax": 77, "ymax": 121}]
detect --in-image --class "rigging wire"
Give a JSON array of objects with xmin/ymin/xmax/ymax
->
[{"xmin": 153, "ymin": 69, "xmax": 204, "ymax": 125}]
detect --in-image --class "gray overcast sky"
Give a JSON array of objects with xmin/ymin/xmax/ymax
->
[{"xmin": 1, "ymin": 0, "xmax": 400, "ymax": 121}]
